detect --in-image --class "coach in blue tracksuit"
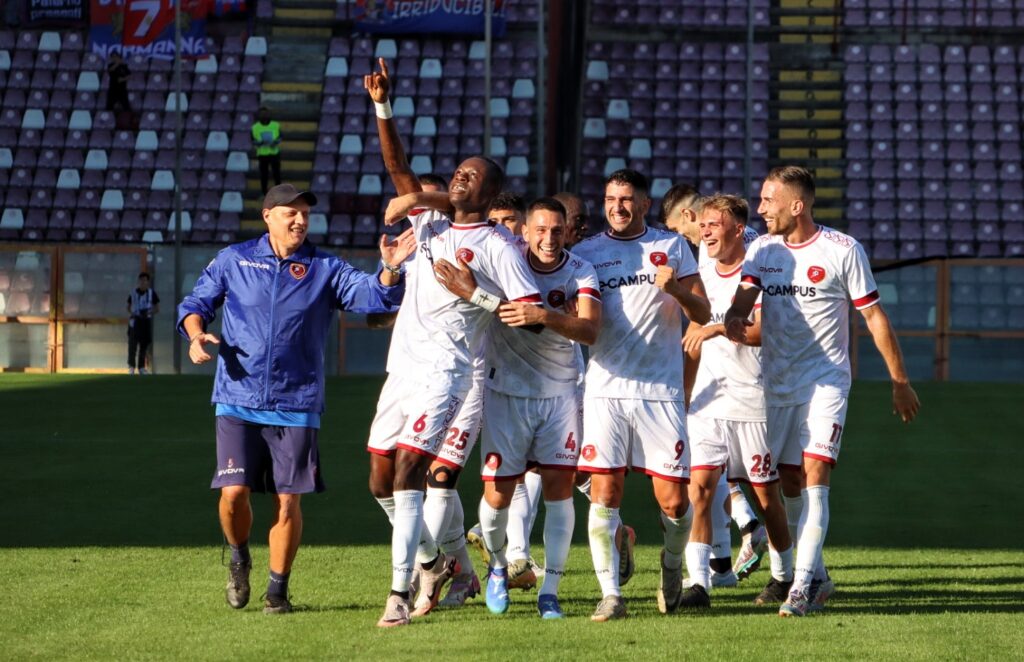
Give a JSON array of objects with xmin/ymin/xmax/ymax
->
[{"xmin": 178, "ymin": 184, "xmax": 416, "ymax": 615}]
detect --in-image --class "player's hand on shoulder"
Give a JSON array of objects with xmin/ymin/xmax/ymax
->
[
  {"xmin": 433, "ymin": 257, "xmax": 477, "ymax": 299},
  {"xmin": 364, "ymin": 57, "xmax": 391, "ymax": 103},
  {"xmin": 188, "ymin": 333, "xmax": 220, "ymax": 365},
  {"xmin": 892, "ymin": 381, "xmax": 920, "ymax": 423},
  {"xmin": 498, "ymin": 301, "xmax": 544, "ymax": 327},
  {"xmin": 654, "ymin": 264, "xmax": 679, "ymax": 294}
]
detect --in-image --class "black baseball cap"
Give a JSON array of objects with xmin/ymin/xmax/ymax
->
[{"xmin": 262, "ymin": 183, "xmax": 318, "ymax": 210}]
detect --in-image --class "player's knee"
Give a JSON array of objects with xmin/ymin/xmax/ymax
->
[
  {"xmin": 394, "ymin": 455, "xmax": 427, "ymax": 490},
  {"xmin": 274, "ymin": 494, "xmax": 302, "ymax": 521},
  {"xmin": 220, "ymin": 485, "xmax": 249, "ymax": 506},
  {"xmin": 425, "ymin": 464, "xmax": 460, "ymax": 489},
  {"xmin": 368, "ymin": 471, "xmax": 393, "ymax": 498}
]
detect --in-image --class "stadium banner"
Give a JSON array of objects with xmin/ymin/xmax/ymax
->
[
  {"xmin": 354, "ymin": 0, "xmax": 507, "ymax": 37},
  {"xmin": 26, "ymin": 0, "xmax": 88, "ymax": 27},
  {"xmin": 90, "ymin": 0, "xmax": 209, "ymax": 60}
]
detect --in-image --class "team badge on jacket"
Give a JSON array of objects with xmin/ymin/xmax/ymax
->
[{"xmin": 290, "ymin": 264, "xmax": 307, "ymax": 280}]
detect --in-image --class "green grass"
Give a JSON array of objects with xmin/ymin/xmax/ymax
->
[{"xmin": 2, "ymin": 376, "xmax": 1023, "ymax": 660}]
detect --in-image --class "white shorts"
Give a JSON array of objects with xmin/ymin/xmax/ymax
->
[
  {"xmin": 433, "ymin": 377, "xmax": 484, "ymax": 469},
  {"xmin": 688, "ymin": 413, "xmax": 776, "ymax": 485},
  {"xmin": 365, "ymin": 372, "xmax": 471, "ymax": 461},
  {"xmin": 769, "ymin": 386, "xmax": 849, "ymax": 468},
  {"xmin": 578, "ymin": 397, "xmax": 689, "ymax": 483},
  {"xmin": 480, "ymin": 389, "xmax": 580, "ymax": 480}
]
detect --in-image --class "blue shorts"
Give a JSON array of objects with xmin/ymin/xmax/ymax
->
[{"xmin": 212, "ymin": 416, "xmax": 326, "ymax": 494}]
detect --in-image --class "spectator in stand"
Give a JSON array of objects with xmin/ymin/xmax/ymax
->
[
  {"xmin": 252, "ymin": 107, "xmax": 283, "ymax": 194},
  {"xmin": 127, "ymin": 272, "xmax": 159, "ymax": 375},
  {"xmin": 106, "ymin": 53, "xmax": 132, "ymax": 112}
]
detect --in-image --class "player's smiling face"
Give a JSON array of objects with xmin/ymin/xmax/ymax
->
[
  {"xmin": 449, "ymin": 158, "xmax": 496, "ymax": 212},
  {"xmin": 526, "ymin": 208, "xmax": 566, "ymax": 267},
  {"xmin": 700, "ymin": 208, "xmax": 743, "ymax": 261},
  {"xmin": 263, "ymin": 200, "xmax": 310, "ymax": 258},
  {"xmin": 758, "ymin": 179, "xmax": 799, "ymax": 238},
  {"xmin": 604, "ymin": 181, "xmax": 649, "ymax": 236}
]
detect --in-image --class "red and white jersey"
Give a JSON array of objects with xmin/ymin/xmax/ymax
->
[
  {"xmin": 572, "ymin": 226, "xmax": 699, "ymax": 401},
  {"xmin": 485, "ymin": 248, "xmax": 600, "ymax": 398},
  {"xmin": 739, "ymin": 225, "xmax": 879, "ymax": 406},
  {"xmin": 689, "ymin": 258, "xmax": 765, "ymax": 422},
  {"xmin": 391, "ymin": 209, "xmax": 541, "ymax": 383},
  {"xmin": 697, "ymin": 225, "xmax": 761, "ymax": 269}
]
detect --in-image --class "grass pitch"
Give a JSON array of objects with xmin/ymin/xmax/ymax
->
[{"xmin": 2, "ymin": 375, "xmax": 1022, "ymax": 660}]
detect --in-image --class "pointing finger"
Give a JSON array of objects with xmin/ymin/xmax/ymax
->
[{"xmin": 380, "ymin": 57, "xmax": 390, "ymax": 78}]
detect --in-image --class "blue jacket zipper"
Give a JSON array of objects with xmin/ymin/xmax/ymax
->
[{"xmin": 262, "ymin": 260, "xmax": 281, "ymax": 406}]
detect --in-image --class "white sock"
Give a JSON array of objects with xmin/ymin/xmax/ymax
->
[
  {"xmin": 730, "ymin": 485, "xmax": 759, "ymax": 531},
  {"xmin": 524, "ymin": 471, "xmax": 543, "ymax": 539},
  {"xmin": 768, "ymin": 544, "xmax": 794, "ymax": 581},
  {"xmin": 391, "ymin": 490, "xmax": 424, "ymax": 593},
  {"xmin": 479, "ymin": 498, "xmax": 509, "ymax": 569},
  {"xmin": 540, "ymin": 498, "xmax": 574, "ymax": 596},
  {"xmin": 685, "ymin": 542, "xmax": 713, "ymax": 590},
  {"xmin": 421, "ymin": 487, "xmax": 456, "ymax": 561},
  {"xmin": 588, "ymin": 503, "xmax": 621, "ymax": 597},
  {"xmin": 784, "ymin": 494, "xmax": 803, "ymax": 546},
  {"xmin": 660, "ymin": 508, "xmax": 689, "ymax": 570},
  {"xmin": 440, "ymin": 492, "xmax": 473, "ymax": 577},
  {"xmin": 506, "ymin": 482, "xmax": 531, "ymax": 562},
  {"xmin": 375, "ymin": 496, "xmax": 395, "ymax": 525},
  {"xmin": 577, "ymin": 475, "xmax": 592, "ymax": 500},
  {"xmin": 793, "ymin": 485, "xmax": 830, "ymax": 593},
  {"xmin": 711, "ymin": 482, "xmax": 732, "ymax": 561}
]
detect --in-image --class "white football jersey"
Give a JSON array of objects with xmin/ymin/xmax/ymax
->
[
  {"xmin": 689, "ymin": 258, "xmax": 765, "ymax": 422},
  {"xmin": 739, "ymin": 225, "xmax": 879, "ymax": 406},
  {"xmin": 391, "ymin": 209, "xmax": 541, "ymax": 383},
  {"xmin": 572, "ymin": 226, "xmax": 700, "ymax": 401},
  {"xmin": 485, "ymin": 248, "xmax": 600, "ymax": 398}
]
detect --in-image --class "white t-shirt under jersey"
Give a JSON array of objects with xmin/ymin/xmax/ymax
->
[
  {"xmin": 390, "ymin": 209, "xmax": 541, "ymax": 384},
  {"xmin": 739, "ymin": 225, "xmax": 879, "ymax": 407},
  {"xmin": 689, "ymin": 259, "xmax": 765, "ymax": 422},
  {"xmin": 572, "ymin": 225, "xmax": 700, "ymax": 401},
  {"xmin": 485, "ymin": 248, "xmax": 600, "ymax": 399}
]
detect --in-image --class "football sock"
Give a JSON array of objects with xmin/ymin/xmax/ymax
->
[
  {"xmin": 478, "ymin": 499, "xmax": 510, "ymax": 569},
  {"xmin": 267, "ymin": 570, "xmax": 289, "ymax": 598},
  {"xmin": 588, "ymin": 504, "xmax": 621, "ymax": 597},
  {"xmin": 711, "ymin": 483, "xmax": 732, "ymax": 565},
  {"xmin": 660, "ymin": 508, "xmax": 689, "ymax": 570},
  {"xmin": 391, "ymin": 490, "xmax": 424, "ymax": 593},
  {"xmin": 784, "ymin": 493, "xmax": 803, "ymax": 545},
  {"xmin": 422, "ymin": 487, "xmax": 457, "ymax": 560},
  {"xmin": 506, "ymin": 482, "xmax": 531, "ymax": 562},
  {"xmin": 375, "ymin": 496, "xmax": 396, "ymax": 525},
  {"xmin": 769, "ymin": 544, "xmax": 795, "ymax": 582},
  {"xmin": 793, "ymin": 485, "xmax": 830, "ymax": 594},
  {"xmin": 440, "ymin": 494, "xmax": 474, "ymax": 577},
  {"xmin": 229, "ymin": 541, "xmax": 251, "ymax": 565},
  {"xmin": 576, "ymin": 475, "xmax": 592, "ymax": 500},
  {"xmin": 539, "ymin": 498, "xmax": 574, "ymax": 597},
  {"xmin": 524, "ymin": 471, "xmax": 543, "ymax": 538},
  {"xmin": 685, "ymin": 542, "xmax": 713, "ymax": 590},
  {"xmin": 730, "ymin": 486, "xmax": 760, "ymax": 533}
]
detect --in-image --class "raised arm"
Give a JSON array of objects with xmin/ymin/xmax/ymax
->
[
  {"xmin": 364, "ymin": 58, "xmax": 420, "ymax": 196},
  {"xmin": 860, "ymin": 303, "xmax": 920, "ymax": 423}
]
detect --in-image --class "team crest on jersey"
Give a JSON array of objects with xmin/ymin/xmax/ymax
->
[
  {"xmin": 581, "ymin": 445, "xmax": 597, "ymax": 462},
  {"xmin": 547, "ymin": 288, "xmax": 566, "ymax": 308},
  {"xmin": 456, "ymin": 247, "xmax": 475, "ymax": 264},
  {"xmin": 649, "ymin": 251, "xmax": 668, "ymax": 266},
  {"xmin": 290, "ymin": 263, "xmax": 308, "ymax": 280},
  {"xmin": 807, "ymin": 265, "xmax": 826, "ymax": 283},
  {"xmin": 485, "ymin": 453, "xmax": 502, "ymax": 470}
]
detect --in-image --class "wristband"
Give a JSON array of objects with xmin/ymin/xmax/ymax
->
[
  {"xmin": 381, "ymin": 260, "xmax": 402, "ymax": 275},
  {"xmin": 470, "ymin": 287, "xmax": 500, "ymax": 312},
  {"xmin": 374, "ymin": 100, "xmax": 393, "ymax": 120}
]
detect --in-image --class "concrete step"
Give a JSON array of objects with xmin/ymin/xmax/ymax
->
[{"xmin": 272, "ymin": 25, "xmax": 331, "ymax": 38}]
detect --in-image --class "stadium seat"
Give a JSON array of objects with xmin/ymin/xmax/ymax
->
[
  {"xmin": 413, "ymin": 117, "xmax": 437, "ymax": 137},
  {"xmin": 99, "ymin": 189, "xmax": 124, "ymax": 211},
  {"xmin": 151, "ymin": 170, "xmax": 175, "ymax": 191},
  {"xmin": 56, "ymin": 168, "xmax": 80, "ymax": 189},
  {"xmin": 419, "ymin": 58, "xmax": 442, "ymax": 78},
  {"xmin": 358, "ymin": 175, "xmax": 382, "ymax": 195},
  {"xmin": 167, "ymin": 211, "xmax": 192, "ymax": 232},
  {"xmin": 0, "ymin": 208, "xmax": 23, "ymax": 230},
  {"xmin": 141, "ymin": 230, "xmax": 164, "ymax": 243},
  {"xmin": 225, "ymin": 151, "xmax": 249, "ymax": 172},
  {"xmin": 195, "ymin": 55, "xmax": 218, "ymax": 74},
  {"xmin": 490, "ymin": 98, "xmax": 510, "ymax": 118},
  {"xmin": 21, "ymin": 109, "xmax": 45, "ymax": 130},
  {"xmin": 244, "ymin": 37, "xmax": 268, "ymax": 57},
  {"xmin": 308, "ymin": 213, "xmax": 328, "ymax": 235},
  {"xmin": 165, "ymin": 92, "xmax": 189, "ymax": 112},
  {"xmin": 410, "ymin": 155, "xmax": 432, "ymax": 175},
  {"xmin": 76, "ymin": 71, "xmax": 99, "ymax": 92},
  {"xmin": 205, "ymin": 131, "xmax": 229, "ymax": 151},
  {"xmin": 338, "ymin": 134, "xmax": 362, "ymax": 155},
  {"xmin": 219, "ymin": 191, "xmax": 243, "ymax": 213},
  {"xmin": 0, "ymin": 147, "xmax": 11, "ymax": 167}
]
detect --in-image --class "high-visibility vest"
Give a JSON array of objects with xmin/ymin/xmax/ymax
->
[{"xmin": 251, "ymin": 120, "xmax": 281, "ymax": 156}]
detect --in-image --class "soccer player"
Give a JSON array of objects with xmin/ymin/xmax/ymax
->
[
  {"xmin": 677, "ymin": 194, "xmax": 794, "ymax": 609},
  {"xmin": 659, "ymin": 183, "xmax": 703, "ymax": 252},
  {"xmin": 725, "ymin": 166, "xmax": 920, "ymax": 616},
  {"xmin": 178, "ymin": 183, "xmax": 413, "ymax": 614},
  {"xmin": 362, "ymin": 59, "xmax": 541, "ymax": 628},
  {"xmin": 572, "ymin": 169, "xmax": 711, "ymax": 620},
  {"xmin": 489, "ymin": 192, "xmax": 528, "ymax": 237},
  {"xmin": 453, "ymin": 197, "xmax": 601, "ymax": 619},
  {"xmin": 554, "ymin": 191, "xmax": 591, "ymax": 247}
]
